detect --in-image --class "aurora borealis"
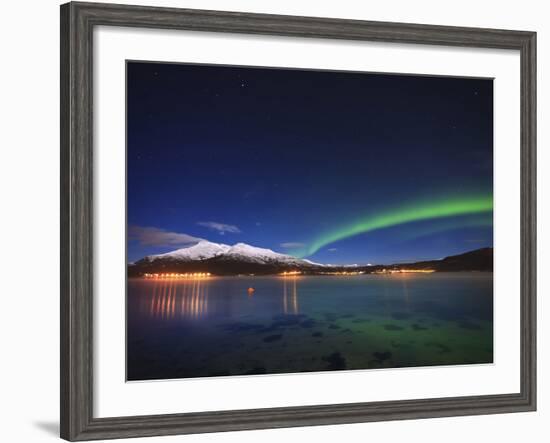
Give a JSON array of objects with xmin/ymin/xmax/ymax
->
[
  {"xmin": 293, "ymin": 195, "xmax": 493, "ymax": 257},
  {"xmin": 127, "ymin": 62, "xmax": 493, "ymax": 264}
]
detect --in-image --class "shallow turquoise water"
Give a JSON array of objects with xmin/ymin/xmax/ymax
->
[{"xmin": 127, "ymin": 273, "xmax": 493, "ymax": 380}]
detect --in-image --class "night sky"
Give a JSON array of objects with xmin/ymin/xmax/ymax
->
[{"xmin": 127, "ymin": 61, "xmax": 493, "ymax": 265}]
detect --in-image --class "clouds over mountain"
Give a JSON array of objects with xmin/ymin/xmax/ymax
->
[
  {"xmin": 197, "ymin": 221, "xmax": 241, "ymax": 235},
  {"xmin": 129, "ymin": 226, "xmax": 203, "ymax": 247}
]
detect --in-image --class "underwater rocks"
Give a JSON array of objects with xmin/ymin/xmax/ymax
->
[
  {"xmin": 392, "ymin": 312, "xmax": 412, "ymax": 320},
  {"xmin": 243, "ymin": 367, "xmax": 267, "ymax": 375},
  {"xmin": 457, "ymin": 320, "xmax": 481, "ymax": 330},
  {"xmin": 322, "ymin": 352, "xmax": 347, "ymax": 370},
  {"xmin": 263, "ymin": 334, "xmax": 283, "ymax": 343},
  {"xmin": 411, "ymin": 324, "xmax": 429, "ymax": 331},
  {"xmin": 372, "ymin": 351, "xmax": 392, "ymax": 362},
  {"xmin": 425, "ymin": 342, "xmax": 451, "ymax": 353},
  {"xmin": 384, "ymin": 324, "xmax": 404, "ymax": 331}
]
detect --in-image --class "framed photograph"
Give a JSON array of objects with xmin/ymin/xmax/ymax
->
[{"xmin": 60, "ymin": 1, "xmax": 536, "ymax": 440}]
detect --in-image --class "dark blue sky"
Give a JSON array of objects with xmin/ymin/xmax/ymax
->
[{"xmin": 127, "ymin": 61, "xmax": 493, "ymax": 264}]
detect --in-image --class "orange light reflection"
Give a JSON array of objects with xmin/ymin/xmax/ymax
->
[{"xmin": 147, "ymin": 279, "xmax": 210, "ymax": 319}]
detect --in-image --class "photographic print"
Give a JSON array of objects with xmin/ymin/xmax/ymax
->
[{"xmin": 126, "ymin": 61, "xmax": 494, "ymax": 381}]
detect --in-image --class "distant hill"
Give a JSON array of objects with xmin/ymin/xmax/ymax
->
[
  {"xmin": 383, "ymin": 247, "xmax": 493, "ymax": 272},
  {"xmin": 128, "ymin": 241, "xmax": 493, "ymax": 277}
]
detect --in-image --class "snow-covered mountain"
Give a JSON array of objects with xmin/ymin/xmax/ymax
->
[
  {"xmin": 144, "ymin": 240, "xmax": 231, "ymax": 262},
  {"xmin": 221, "ymin": 243, "xmax": 308, "ymax": 265},
  {"xmin": 139, "ymin": 240, "xmax": 315, "ymax": 267}
]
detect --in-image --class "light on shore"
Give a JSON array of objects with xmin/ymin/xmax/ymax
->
[
  {"xmin": 280, "ymin": 270, "xmax": 301, "ymax": 276},
  {"xmin": 372, "ymin": 269, "xmax": 435, "ymax": 274},
  {"xmin": 143, "ymin": 272, "xmax": 211, "ymax": 279}
]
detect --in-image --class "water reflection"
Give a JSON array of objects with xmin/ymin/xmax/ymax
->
[
  {"xmin": 401, "ymin": 277, "xmax": 410, "ymax": 304},
  {"xmin": 138, "ymin": 276, "xmax": 304, "ymax": 321},
  {"xmin": 128, "ymin": 274, "xmax": 494, "ymax": 380},
  {"xmin": 146, "ymin": 279, "xmax": 210, "ymax": 319},
  {"xmin": 282, "ymin": 277, "xmax": 299, "ymax": 315},
  {"xmin": 138, "ymin": 274, "xmax": 419, "ymax": 322}
]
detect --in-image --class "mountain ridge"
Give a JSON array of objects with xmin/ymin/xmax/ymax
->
[{"xmin": 128, "ymin": 241, "xmax": 493, "ymax": 276}]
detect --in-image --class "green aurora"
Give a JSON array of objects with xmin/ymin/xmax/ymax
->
[{"xmin": 295, "ymin": 195, "xmax": 493, "ymax": 258}]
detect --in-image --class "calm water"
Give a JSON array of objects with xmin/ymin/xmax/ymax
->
[{"xmin": 127, "ymin": 273, "xmax": 493, "ymax": 381}]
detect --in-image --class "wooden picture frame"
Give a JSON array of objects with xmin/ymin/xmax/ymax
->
[{"xmin": 60, "ymin": 2, "xmax": 536, "ymax": 440}]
